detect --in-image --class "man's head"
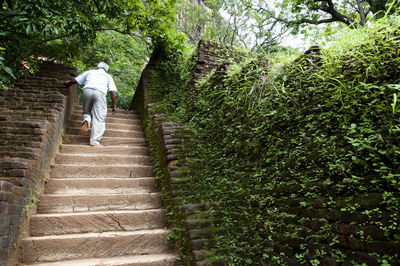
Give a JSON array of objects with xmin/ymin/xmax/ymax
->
[{"xmin": 97, "ymin": 62, "xmax": 109, "ymax": 72}]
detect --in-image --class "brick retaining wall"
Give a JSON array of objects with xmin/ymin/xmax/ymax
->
[
  {"xmin": 131, "ymin": 41, "xmax": 232, "ymax": 265},
  {"xmin": 131, "ymin": 41, "xmax": 400, "ymax": 264},
  {"xmin": 0, "ymin": 62, "xmax": 77, "ymax": 265}
]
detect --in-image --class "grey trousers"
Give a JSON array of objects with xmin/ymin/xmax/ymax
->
[{"xmin": 82, "ymin": 88, "xmax": 107, "ymax": 145}]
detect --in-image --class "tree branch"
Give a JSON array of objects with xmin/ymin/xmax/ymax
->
[
  {"xmin": 293, "ymin": 17, "xmax": 340, "ymax": 25},
  {"xmin": 256, "ymin": 2, "xmax": 355, "ymax": 28},
  {"xmin": 319, "ymin": 0, "xmax": 354, "ymax": 26},
  {"xmin": 31, "ymin": 32, "xmax": 78, "ymax": 47},
  {"xmin": 93, "ymin": 28, "xmax": 144, "ymax": 39},
  {"xmin": 31, "ymin": 27, "xmax": 146, "ymax": 48}
]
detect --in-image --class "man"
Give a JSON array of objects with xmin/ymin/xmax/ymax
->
[{"xmin": 64, "ymin": 62, "xmax": 117, "ymax": 146}]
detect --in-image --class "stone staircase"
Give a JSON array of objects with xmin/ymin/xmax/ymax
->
[{"xmin": 18, "ymin": 106, "xmax": 177, "ymax": 265}]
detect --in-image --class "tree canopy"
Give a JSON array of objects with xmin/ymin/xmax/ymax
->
[
  {"xmin": 0, "ymin": 0, "xmax": 185, "ymax": 86},
  {"xmin": 1, "ymin": 0, "xmax": 399, "ymax": 87},
  {"xmin": 179, "ymin": 0, "xmax": 399, "ymax": 51},
  {"xmin": 279, "ymin": 0, "xmax": 399, "ymax": 28},
  {"xmin": 175, "ymin": 0, "xmax": 289, "ymax": 51},
  {"xmin": 70, "ymin": 30, "xmax": 151, "ymax": 110},
  {"xmin": 256, "ymin": 0, "xmax": 399, "ymax": 35}
]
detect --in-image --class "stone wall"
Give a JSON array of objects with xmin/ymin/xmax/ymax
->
[
  {"xmin": 131, "ymin": 41, "xmax": 233, "ymax": 265},
  {"xmin": 132, "ymin": 40, "xmax": 400, "ymax": 264},
  {"xmin": 0, "ymin": 62, "xmax": 77, "ymax": 265}
]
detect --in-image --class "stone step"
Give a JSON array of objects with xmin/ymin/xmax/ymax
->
[
  {"xmin": 56, "ymin": 154, "xmax": 151, "ymax": 166},
  {"xmin": 19, "ymin": 254, "xmax": 177, "ymax": 266},
  {"xmin": 75, "ymin": 105, "xmax": 138, "ymax": 115},
  {"xmin": 66, "ymin": 127, "xmax": 144, "ymax": 138},
  {"xmin": 44, "ymin": 178, "xmax": 156, "ymax": 195},
  {"xmin": 60, "ymin": 144, "xmax": 149, "ymax": 155},
  {"xmin": 50, "ymin": 165, "xmax": 153, "ymax": 178},
  {"xmin": 29, "ymin": 209, "xmax": 166, "ymax": 236},
  {"xmin": 37, "ymin": 193, "xmax": 161, "ymax": 213},
  {"xmin": 70, "ymin": 114, "xmax": 141, "ymax": 125},
  {"xmin": 64, "ymin": 135, "xmax": 146, "ymax": 145},
  {"xmin": 73, "ymin": 111, "xmax": 139, "ymax": 120},
  {"xmin": 69, "ymin": 120, "xmax": 143, "ymax": 131},
  {"xmin": 19, "ymin": 229, "xmax": 172, "ymax": 264}
]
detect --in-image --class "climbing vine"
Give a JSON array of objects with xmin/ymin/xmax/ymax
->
[{"xmin": 146, "ymin": 15, "xmax": 400, "ymax": 264}]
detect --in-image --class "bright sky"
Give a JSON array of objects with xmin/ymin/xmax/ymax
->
[{"xmin": 281, "ymin": 34, "xmax": 312, "ymax": 50}]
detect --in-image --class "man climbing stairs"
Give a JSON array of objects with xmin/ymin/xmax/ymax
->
[{"xmin": 18, "ymin": 106, "xmax": 177, "ymax": 265}]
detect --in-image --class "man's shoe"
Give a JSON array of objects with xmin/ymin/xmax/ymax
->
[
  {"xmin": 90, "ymin": 142, "xmax": 102, "ymax": 146},
  {"xmin": 81, "ymin": 120, "xmax": 89, "ymax": 135}
]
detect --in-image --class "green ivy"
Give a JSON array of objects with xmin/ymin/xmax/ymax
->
[{"xmin": 147, "ymin": 15, "xmax": 400, "ymax": 264}]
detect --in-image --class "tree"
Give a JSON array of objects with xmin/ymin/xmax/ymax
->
[
  {"xmin": 70, "ymin": 30, "xmax": 151, "ymax": 110},
  {"xmin": 207, "ymin": 0, "xmax": 399, "ymax": 50},
  {"xmin": 176, "ymin": 0, "xmax": 289, "ymax": 51},
  {"xmin": 221, "ymin": 0, "xmax": 288, "ymax": 51},
  {"xmin": 0, "ymin": 0, "xmax": 185, "ymax": 87},
  {"xmin": 175, "ymin": 0, "xmax": 213, "ymax": 45},
  {"xmin": 275, "ymin": 0, "xmax": 399, "ymax": 31}
]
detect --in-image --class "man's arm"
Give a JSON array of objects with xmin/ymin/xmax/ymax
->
[
  {"xmin": 63, "ymin": 78, "xmax": 77, "ymax": 87},
  {"xmin": 110, "ymin": 91, "xmax": 117, "ymax": 114}
]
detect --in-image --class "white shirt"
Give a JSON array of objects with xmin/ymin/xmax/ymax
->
[{"xmin": 75, "ymin": 69, "xmax": 117, "ymax": 95}]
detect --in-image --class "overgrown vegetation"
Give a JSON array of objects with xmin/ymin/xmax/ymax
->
[
  {"xmin": 0, "ymin": 0, "xmax": 185, "ymax": 88},
  {"xmin": 147, "ymin": 14, "xmax": 400, "ymax": 264},
  {"xmin": 71, "ymin": 31, "xmax": 151, "ymax": 110}
]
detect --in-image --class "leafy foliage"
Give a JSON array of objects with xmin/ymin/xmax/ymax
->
[
  {"xmin": 70, "ymin": 31, "xmax": 150, "ymax": 110},
  {"xmin": 175, "ymin": 0, "xmax": 290, "ymax": 52},
  {"xmin": 213, "ymin": 0, "xmax": 289, "ymax": 51},
  {"xmin": 191, "ymin": 0, "xmax": 400, "ymax": 51},
  {"xmin": 175, "ymin": 0, "xmax": 212, "ymax": 46},
  {"xmin": 149, "ymin": 15, "xmax": 400, "ymax": 264},
  {"xmin": 0, "ymin": 0, "xmax": 185, "ymax": 86}
]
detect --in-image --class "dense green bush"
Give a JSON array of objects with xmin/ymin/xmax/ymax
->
[{"xmin": 152, "ymin": 15, "xmax": 400, "ymax": 264}]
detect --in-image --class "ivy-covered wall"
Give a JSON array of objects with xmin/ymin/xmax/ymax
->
[
  {"xmin": 132, "ymin": 17, "xmax": 400, "ymax": 264},
  {"xmin": 189, "ymin": 41, "xmax": 399, "ymax": 264},
  {"xmin": 131, "ymin": 42, "xmax": 241, "ymax": 265},
  {"xmin": 0, "ymin": 62, "xmax": 77, "ymax": 265}
]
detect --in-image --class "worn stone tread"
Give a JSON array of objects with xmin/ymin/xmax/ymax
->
[
  {"xmin": 64, "ymin": 135, "xmax": 147, "ymax": 145},
  {"xmin": 37, "ymin": 193, "xmax": 162, "ymax": 213},
  {"xmin": 66, "ymin": 127, "xmax": 145, "ymax": 138},
  {"xmin": 55, "ymin": 154, "xmax": 151, "ymax": 166},
  {"xmin": 69, "ymin": 115, "xmax": 141, "ymax": 125},
  {"xmin": 68, "ymin": 121, "xmax": 143, "ymax": 131},
  {"xmin": 59, "ymin": 144, "xmax": 149, "ymax": 155},
  {"xmin": 73, "ymin": 112, "xmax": 140, "ymax": 120},
  {"xmin": 30, "ymin": 209, "xmax": 167, "ymax": 236},
  {"xmin": 50, "ymin": 164, "xmax": 153, "ymax": 178},
  {"xmin": 19, "ymin": 229, "xmax": 173, "ymax": 263},
  {"xmin": 44, "ymin": 178, "xmax": 156, "ymax": 195},
  {"xmin": 20, "ymin": 254, "xmax": 178, "ymax": 266},
  {"xmin": 74, "ymin": 106, "xmax": 138, "ymax": 115}
]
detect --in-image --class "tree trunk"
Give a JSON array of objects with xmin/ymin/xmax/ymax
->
[{"xmin": 356, "ymin": 0, "xmax": 367, "ymax": 26}]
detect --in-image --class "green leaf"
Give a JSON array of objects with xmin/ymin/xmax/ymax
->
[
  {"xmin": 26, "ymin": 24, "xmax": 32, "ymax": 35},
  {"xmin": 3, "ymin": 66, "xmax": 16, "ymax": 79}
]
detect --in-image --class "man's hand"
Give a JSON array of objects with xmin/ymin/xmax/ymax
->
[
  {"xmin": 63, "ymin": 79, "xmax": 77, "ymax": 87},
  {"xmin": 110, "ymin": 91, "xmax": 117, "ymax": 114}
]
